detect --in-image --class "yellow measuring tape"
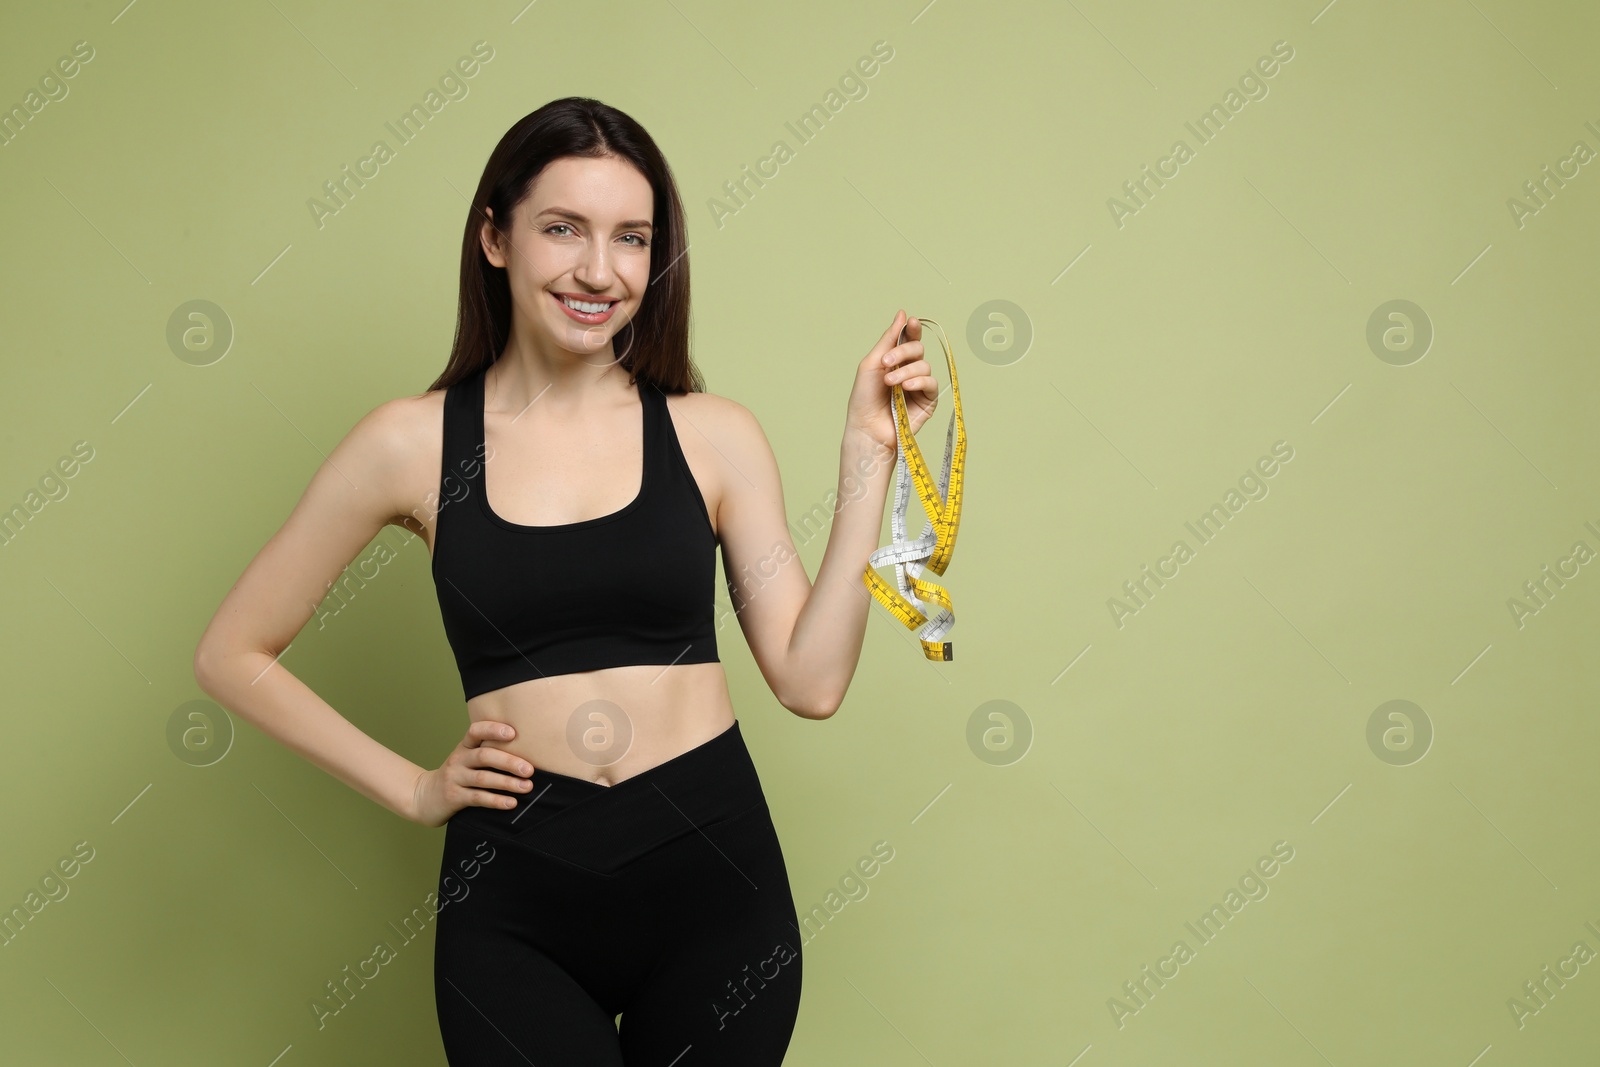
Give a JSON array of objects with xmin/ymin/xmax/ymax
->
[{"xmin": 862, "ymin": 316, "xmax": 966, "ymax": 661}]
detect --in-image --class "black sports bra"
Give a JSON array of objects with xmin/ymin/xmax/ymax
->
[{"xmin": 430, "ymin": 363, "xmax": 720, "ymax": 701}]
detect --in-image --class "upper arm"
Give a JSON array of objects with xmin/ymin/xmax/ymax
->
[
  {"xmin": 709, "ymin": 398, "xmax": 813, "ymax": 709},
  {"xmin": 193, "ymin": 395, "xmax": 428, "ymax": 678}
]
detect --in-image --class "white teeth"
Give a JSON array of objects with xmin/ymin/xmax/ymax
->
[{"xmin": 560, "ymin": 295, "xmax": 613, "ymax": 314}]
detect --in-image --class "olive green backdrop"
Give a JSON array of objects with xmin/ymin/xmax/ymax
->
[{"xmin": 3, "ymin": 0, "xmax": 1598, "ymax": 1063}]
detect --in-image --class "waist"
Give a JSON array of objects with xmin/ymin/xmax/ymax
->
[
  {"xmin": 467, "ymin": 661, "xmax": 734, "ymax": 786},
  {"xmin": 446, "ymin": 718, "xmax": 767, "ymax": 865}
]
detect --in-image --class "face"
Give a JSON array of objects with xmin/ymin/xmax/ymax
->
[{"xmin": 480, "ymin": 154, "xmax": 655, "ymax": 364}]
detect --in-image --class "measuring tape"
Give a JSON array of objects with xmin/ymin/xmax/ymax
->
[{"xmin": 862, "ymin": 316, "xmax": 966, "ymax": 661}]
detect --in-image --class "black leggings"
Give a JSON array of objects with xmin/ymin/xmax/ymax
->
[{"xmin": 434, "ymin": 720, "xmax": 803, "ymax": 1065}]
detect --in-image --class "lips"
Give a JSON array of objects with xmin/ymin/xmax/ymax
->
[{"xmin": 551, "ymin": 292, "xmax": 619, "ymax": 324}]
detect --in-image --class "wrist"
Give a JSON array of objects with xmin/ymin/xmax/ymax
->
[
  {"xmin": 841, "ymin": 422, "xmax": 894, "ymax": 468},
  {"xmin": 404, "ymin": 766, "xmax": 429, "ymax": 825}
]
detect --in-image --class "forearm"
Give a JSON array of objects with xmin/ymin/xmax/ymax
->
[
  {"xmin": 194, "ymin": 647, "xmax": 426, "ymax": 823},
  {"xmin": 783, "ymin": 428, "xmax": 897, "ymax": 715}
]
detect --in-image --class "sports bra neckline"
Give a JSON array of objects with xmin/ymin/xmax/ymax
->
[{"xmin": 472, "ymin": 363, "xmax": 654, "ymax": 535}]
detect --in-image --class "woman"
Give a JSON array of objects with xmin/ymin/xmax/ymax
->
[{"xmin": 193, "ymin": 96, "xmax": 939, "ymax": 1065}]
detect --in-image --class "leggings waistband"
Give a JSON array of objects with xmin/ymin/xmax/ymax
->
[{"xmin": 446, "ymin": 719, "xmax": 766, "ymax": 876}]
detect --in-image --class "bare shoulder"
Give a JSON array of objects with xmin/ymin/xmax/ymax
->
[
  {"xmin": 660, "ymin": 388, "xmax": 773, "ymax": 537},
  {"xmin": 338, "ymin": 386, "xmax": 448, "ymax": 534},
  {"xmin": 663, "ymin": 388, "xmax": 764, "ymax": 441}
]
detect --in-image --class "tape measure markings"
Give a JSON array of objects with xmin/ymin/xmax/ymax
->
[{"xmin": 862, "ymin": 316, "xmax": 966, "ymax": 662}]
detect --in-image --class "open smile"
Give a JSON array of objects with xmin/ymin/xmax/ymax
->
[{"xmin": 551, "ymin": 292, "xmax": 620, "ymax": 324}]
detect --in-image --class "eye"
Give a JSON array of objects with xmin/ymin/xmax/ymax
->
[
  {"xmin": 545, "ymin": 223, "xmax": 574, "ymax": 237},
  {"xmin": 622, "ymin": 233, "xmax": 648, "ymax": 246}
]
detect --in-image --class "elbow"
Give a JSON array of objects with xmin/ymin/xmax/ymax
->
[
  {"xmin": 192, "ymin": 638, "xmax": 224, "ymax": 696},
  {"xmin": 784, "ymin": 688, "xmax": 841, "ymax": 720}
]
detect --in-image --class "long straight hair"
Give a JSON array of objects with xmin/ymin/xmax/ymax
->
[{"xmin": 427, "ymin": 97, "xmax": 703, "ymax": 395}]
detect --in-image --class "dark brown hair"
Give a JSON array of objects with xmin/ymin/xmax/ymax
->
[{"xmin": 426, "ymin": 97, "xmax": 703, "ymax": 395}]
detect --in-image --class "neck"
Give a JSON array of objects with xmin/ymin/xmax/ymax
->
[{"xmin": 486, "ymin": 347, "xmax": 631, "ymax": 420}]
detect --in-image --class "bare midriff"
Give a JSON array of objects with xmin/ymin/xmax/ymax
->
[
  {"xmin": 411, "ymin": 381, "xmax": 734, "ymax": 787},
  {"xmin": 464, "ymin": 661, "xmax": 736, "ymax": 787}
]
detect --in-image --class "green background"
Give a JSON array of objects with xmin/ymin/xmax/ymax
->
[{"xmin": 3, "ymin": 0, "xmax": 1599, "ymax": 1063}]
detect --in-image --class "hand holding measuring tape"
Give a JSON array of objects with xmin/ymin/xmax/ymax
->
[{"xmin": 849, "ymin": 310, "xmax": 966, "ymax": 661}]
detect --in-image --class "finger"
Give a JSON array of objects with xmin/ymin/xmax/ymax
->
[
  {"xmin": 868, "ymin": 310, "xmax": 909, "ymax": 362},
  {"xmin": 477, "ymin": 749, "xmax": 535, "ymax": 778},
  {"xmin": 460, "ymin": 765, "xmax": 533, "ymax": 794},
  {"xmin": 461, "ymin": 787, "xmax": 523, "ymax": 810},
  {"xmin": 462, "ymin": 720, "xmax": 515, "ymax": 748},
  {"xmin": 878, "ymin": 310, "xmax": 906, "ymax": 345},
  {"xmin": 883, "ymin": 340, "xmax": 925, "ymax": 368},
  {"xmin": 886, "ymin": 360, "xmax": 932, "ymax": 386}
]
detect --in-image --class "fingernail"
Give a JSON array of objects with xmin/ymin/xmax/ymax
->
[
  {"xmin": 501, "ymin": 727, "xmax": 512, "ymax": 738},
  {"xmin": 520, "ymin": 763, "xmax": 532, "ymax": 775}
]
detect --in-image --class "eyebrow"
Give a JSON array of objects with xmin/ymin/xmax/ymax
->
[{"xmin": 536, "ymin": 207, "xmax": 653, "ymax": 231}]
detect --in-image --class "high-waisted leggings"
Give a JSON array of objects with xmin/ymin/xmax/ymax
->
[{"xmin": 434, "ymin": 719, "xmax": 803, "ymax": 1065}]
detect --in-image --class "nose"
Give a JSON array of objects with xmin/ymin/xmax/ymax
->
[{"xmin": 572, "ymin": 235, "xmax": 614, "ymax": 291}]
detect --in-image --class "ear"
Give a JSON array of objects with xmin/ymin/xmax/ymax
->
[{"xmin": 479, "ymin": 206, "xmax": 507, "ymax": 268}]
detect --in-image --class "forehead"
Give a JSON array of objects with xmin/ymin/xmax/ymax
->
[{"xmin": 524, "ymin": 155, "xmax": 653, "ymax": 219}]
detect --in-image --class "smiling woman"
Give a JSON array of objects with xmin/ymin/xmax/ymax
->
[{"xmin": 194, "ymin": 94, "xmax": 939, "ymax": 1065}]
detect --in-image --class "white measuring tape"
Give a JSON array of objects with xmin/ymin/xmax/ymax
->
[{"xmin": 863, "ymin": 316, "xmax": 966, "ymax": 661}]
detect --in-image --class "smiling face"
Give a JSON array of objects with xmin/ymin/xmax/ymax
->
[{"xmin": 479, "ymin": 154, "xmax": 655, "ymax": 364}]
